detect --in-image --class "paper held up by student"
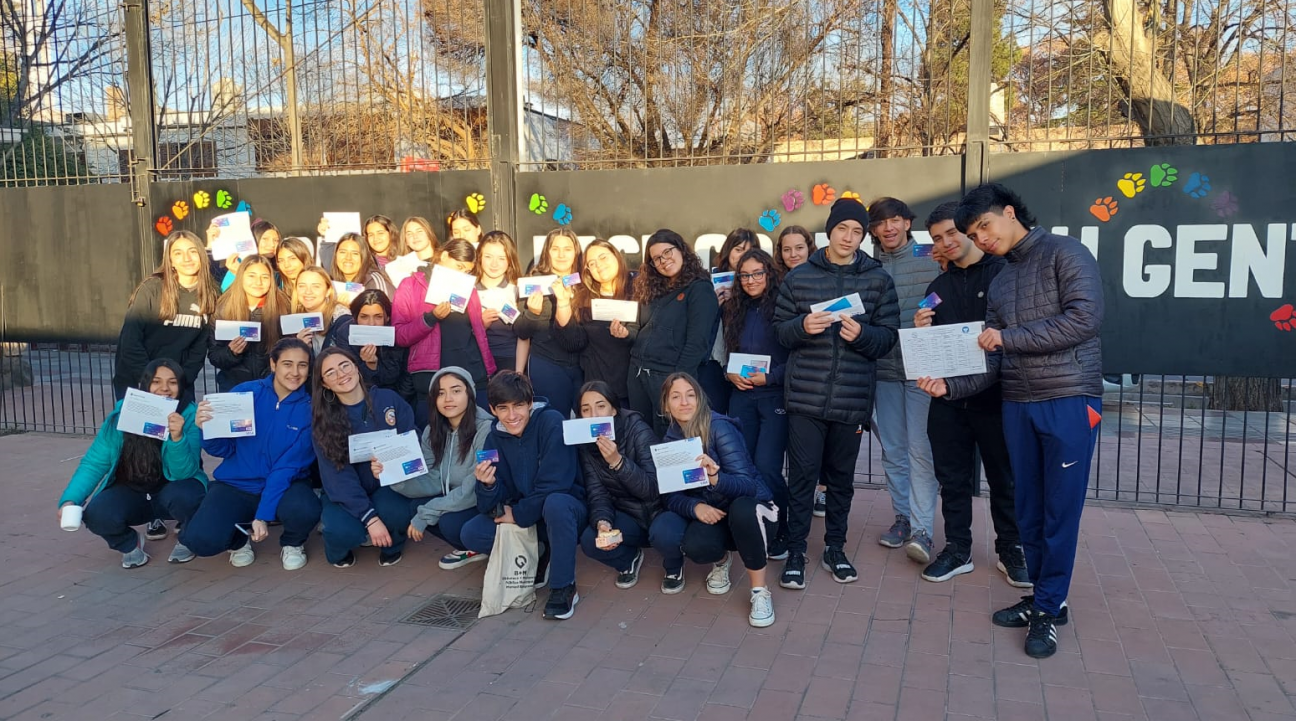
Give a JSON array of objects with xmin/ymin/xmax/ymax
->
[
  {"xmin": 518, "ymin": 275, "xmax": 558, "ymax": 297},
  {"xmin": 900, "ymin": 322, "xmax": 987, "ymax": 380},
  {"xmin": 425, "ymin": 265, "xmax": 477, "ymax": 313},
  {"xmin": 117, "ymin": 388, "xmax": 179, "ymax": 440},
  {"xmin": 725, "ymin": 353, "xmax": 771, "ymax": 378},
  {"xmin": 348, "ymin": 429, "xmax": 397, "ymax": 464},
  {"xmin": 214, "ymin": 320, "xmax": 261, "ymax": 342},
  {"xmin": 384, "ymin": 253, "xmax": 426, "ymax": 280},
  {"xmin": 711, "ymin": 272, "xmax": 735, "ymax": 292},
  {"xmin": 348, "ymin": 324, "xmax": 396, "ymax": 347},
  {"xmin": 200, "ymin": 392, "xmax": 256, "ymax": 440},
  {"xmin": 373, "ymin": 431, "xmax": 427, "ymax": 486},
  {"xmin": 280, "ymin": 313, "xmax": 325, "ymax": 335},
  {"xmin": 589, "ymin": 299, "xmax": 638, "ymax": 323},
  {"xmin": 333, "ymin": 281, "xmax": 365, "ymax": 305},
  {"xmin": 321, "ymin": 212, "xmax": 362, "ymax": 244},
  {"xmin": 478, "ymin": 287, "xmax": 520, "ymax": 325},
  {"xmin": 651, "ymin": 437, "xmax": 710, "ymax": 494},
  {"xmin": 562, "ymin": 416, "xmax": 616, "ymax": 445},
  {"xmin": 810, "ymin": 292, "xmax": 867, "ymax": 321},
  {"xmin": 209, "ymin": 212, "xmax": 257, "ymax": 261}
]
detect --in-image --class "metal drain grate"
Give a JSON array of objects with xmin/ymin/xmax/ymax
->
[{"xmin": 400, "ymin": 594, "xmax": 481, "ymax": 630}]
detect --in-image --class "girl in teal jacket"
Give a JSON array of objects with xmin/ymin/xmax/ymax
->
[{"xmin": 58, "ymin": 359, "xmax": 208, "ymax": 569}]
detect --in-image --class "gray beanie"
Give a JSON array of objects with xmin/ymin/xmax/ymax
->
[{"xmin": 428, "ymin": 366, "xmax": 476, "ymax": 398}]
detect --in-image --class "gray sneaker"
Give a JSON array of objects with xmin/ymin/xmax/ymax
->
[
  {"xmin": 167, "ymin": 542, "xmax": 195, "ymax": 564},
  {"xmin": 878, "ymin": 515, "xmax": 911, "ymax": 548},
  {"xmin": 906, "ymin": 530, "xmax": 934, "ymax": 564},
  {"xmin": 121, "ymin": 532, "xmax": 149, "ymax": 569}
]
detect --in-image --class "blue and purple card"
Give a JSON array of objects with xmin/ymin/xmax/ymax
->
[
  {"xmin": 500, "ymin": 304, "xmax": 520, "ymax": 323},
  {"xmin": 230, "ymin": 419, "xmax": 254, "ymax": 435},
  {"xmin": 476, "ymin": 449, "xmax": 500, "ymax": 464},
  {"xmin": 238, "ymin": 325, "xmax": 260, "ymax": 340},
  {"xmin": 448, "ymin": 293, "xmax": 469, "ymax": 313},
  {"xmin": 303, "ymin": 315, "xmax": 323, "ymax": 330},
  {"xmin": 591, "ymin": 422, "xmax": 613, "ymax": 438},
  {"xmin": 913, "ymin": 244, "xmax": 934, "ymax": 258},
  {"xmin": 141, "ymin": 422, "xmax": 167, "ymax": 440},
  {"xmin": 562, "ymin": 273, "xmax": 582, "ymax": 287},
  {"xmin": 682, "ymin": 468, "xmax": 708, "ymax": 486},
  {"xmin": 401, "ymin": 458, "xmax": 426, "ymax": 475},
  {"xmin": 740, "ymin": 365, "xmax": 763, "ymax": 379},
  {"xmin": 918, "ymin": 292, "xmax": 943, "ymax": 310}
]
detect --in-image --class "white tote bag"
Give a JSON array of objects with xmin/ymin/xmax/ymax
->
[{"xmin": 478, "ymin": 523, "xmax": 540, "ymax": 618}]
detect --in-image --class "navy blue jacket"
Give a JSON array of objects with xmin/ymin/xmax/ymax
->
[
  {"xmin": 663, "ymin": 411, "xmax": 769, "ymax": 519},
  {"xmin": 475, "ymin": 400, "xmax": 584, "ymax": 528},
  {"xmin": 314, "ymin": 388, "xmax": 417, "ymax": 523},
  {"xmin": 731, "ymin": 307, "xmax": 788, "ymax": 398},
  {"xmin": 201, "ymin": 376, "xmax": 315, "ymax": 521}
]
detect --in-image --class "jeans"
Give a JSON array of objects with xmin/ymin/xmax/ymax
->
[
  {"xmin": 320, "ymin": 486, "xmax": 423, "ymax": 564},
  {"xmin": 678, "ymin": 497, "xmax": 778, "ymax": 571},
  {"xmin": 729, "ymin": 391, "xmax": 789, "ymax": 542},
  {"xmin": 528, "ymin": 355, "xmax": 583, "ymax": 418},
  {"xmin": 874, "ymin": 380, "xmax": 940, "ymax": 536},
  {"xmin": 579, "ymin": 510, "xmax": 688, "ymax": 572},
  {"xmin": 180, "ymin": 480, "xmax": 322, "ymax": 557},
  {"xmin": 460, "ymin": 493, "xmax": 586, "ymax": 589},
  {"xmin": 627, "ymin": 366, "xmax": 673, "ymax": 436},
  {"xmin": 420, "ymin": 507, "xmax": 479, "ymax": 551},
  {"xmin": 83, "ymin": 478, "xmax": 206, "ymax": 553},
  {"xmin": 927, "ymin": 400, "xmax": 1019, "ymax": 554},
  {"xmin": 785, "ymin": 415, "xmax": 864, "ymax": 555}
]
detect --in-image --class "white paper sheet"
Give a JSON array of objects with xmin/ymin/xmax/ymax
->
[
  {"xmin": 333, "ymin": 281, "xmax": 365, "ymax": 304},
  {"xmin": 322, "ymin": 212, "xmax": 362, "ymax": 244},
  {"xmin": 348, "ymin": 324, "xmax": 396, "ymax": 347},
  {"xmin": 200, "ymin": 392, "xmax": 256, "ymax": 439},
  {"xmin": 280, "ymin": 313, "xmax": 325, "ymax": 335},
  {"xmin": 651, "ymin": 437, "xmax": 709, "ymax": 494},
  {"xmin": 210, "ymin": 212, "xmax": 256, "ymax": 261},
  {"xmin": 590, "ymin": 299, "xmax": 639, "ymax": 323},
  {"xmin": 899, "ymin": 322, "xmax": 988, "ymax": 380},
  {"xmin": 372, "ymin": 431, "xmax": 427, "ymax": 486},
  {"xmin": 425, "ymin": 266, "xmax": 477, "ymax": 313},
  {"xmin": 810, "ymin": 292, "xmax": 867, "ymax": 321},
  {"xmin": 384, "ymin": 252, "xmax": 427, "ymax": 281},
  {"xmin": 725, "ymin": 352, "xmax": 771, "ymax": 377},
  {"xmin": 214, "ymin": 320, "xmax": 262, "ymax": 342},
  {"xmin": 711, "ymin": 272, "xmax": 735, "ymax": 292},
  {"xmin": 116, "ymin": 388, "xmax": 179, "ymax": 440},
  {"xmin": 349, "ymin": 429, "xmax": 397, "ymax": 464},
  {"xmin": 562, "ymin": 416, "xmax": 616, "ymax": 445},
  {"xmin": 479, "ymin": 287, "xmax": 519, "ymax": 325},
  {"xmin": 518, "ymin": 275, "xmax": 558, "ymax": 297}
]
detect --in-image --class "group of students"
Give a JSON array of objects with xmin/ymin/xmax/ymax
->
[{"xmin": 60, "ymin": 184, "xmax": 1104, "ymax": 656}]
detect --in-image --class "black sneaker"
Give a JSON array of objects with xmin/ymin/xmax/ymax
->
[
  {"xmin": 379, "ymin": 551, "xmax": 402, "ymax": 567},
  {"xmin": 821, "ymin": 546, "xmax": 858, "ymax": 583},
  {"xmin": 661, "ymin": 568, "xmax": 685, "ymax": 594},
  {"xmin": 616, "ymin": 549, "xmax": 644, "ymax": 589},
  {"xmin": 813, "ymin": 489, "xmax": 827, "ymax": 518},
  {"xmin": 145, "ymin": 519, "xmax": 168, "ymax": 541},
  {"xmin": 779, "ymin": 552, "xmax": 807, "ymax": 590},
  {"xmin": 1025, "ymin": 609, "xmax": 1059, "ymax": 658},
  {"xmin": 331, "ymin": 551, "xmax": 356, "ymax": 568},
  {"xmin": 996, "ymin": 546, "xmax": 1033, "ymax": 588},
  {"xmin": 543, "ymin": 584, "xmax": 579, "ymax": 620},
  {"xmin": 921, "ymin": 546, "xmax": 974, "ymax": 583},
  {"xmin": 767, "ymin": 536, "xmax": 789, "ymax": 561},
  {"xmin": 991, "ymin": 595, "xmax": 1070, "ymax": 628}
]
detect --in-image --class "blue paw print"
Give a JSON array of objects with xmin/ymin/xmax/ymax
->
[
  {"xmin": 1183, "ymin": 172, "xmax": 1211, "ymax": 199},
  {"xmin": 235, "ymin": 200, "xmax": 253, "ymax": 216},
  {"xmin": 758, "ymin": 209, "xmax": 781, "ymax": 232},
  {"xmin": 552, "ymin": 203, "xmax": 573, "ymax": 225}
]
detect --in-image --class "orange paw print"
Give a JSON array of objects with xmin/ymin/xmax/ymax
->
[
  {"xmin": 1272, "ymin": 303, "xmax": 1294, "ymax": 331},
  {"xmin": 1089, "ymin": 197, "xmax": 1118, "ymax": 222},
  {"xmin": 812, "ymin": 184, "xmax": 836, "ymax": 205},
  {"xmin": 171, "ymin": 200, "xmax": 190, "ymax": 220},
  {"xmin": 841, "ymin": 191, "xmax": 861, "ymax": 203},
  {"xmin": 155, "ymin": 216, "xmax": 174, "ymax": 236}
]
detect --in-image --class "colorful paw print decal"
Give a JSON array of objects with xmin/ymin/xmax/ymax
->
[
  {"xmin": 1149, "ymin": 163, "xmax": 1177, "ymax": 188},
  {"xmin": 811, "ymin": 184, "xmax": 836, "ymax": 206},
  {"xmin": 1183, "ymin": 172, "xmax": 1210, "ymax": 199},
  {"xmin": 216, "ymin": 189, "xmax": 233, "ymax": 209},
  {"xmin": 235, "ymin": 200, "xmax": 253, "ymax": 216},
  {"xmin": 155, "ymin": 216, "xmax": 174, "ymax": 236},
  {"xmin": 466, "ymin": 193, "xmax": 486, "ymax": 213},
  {"xmin": 781, "ymin": 189, "xmax": 804, "ymax": 213},
  {"xmin": 1272, "ymin": 304, "xmax": 1294, "ymax": 332},
  {"xmin": 840, "ymin": 191, "xmax": 861, "ymax": 203},
  {"xmin": 193, "ymin": 190, "xmax": 211, "ymax": 209},
  {"xmin": 553, "ymin": 203, "xmax": 573, "ymax": 225},
  {"xmin": 528, "ymin": 193, "xmax": 548, "ymax": 215},
  {"xmin": 758, "ymin": 209, "xmax": 781, "ymax": 232},
  {"xmin": 1117, "ymin": 172, "xmax": 1146, "ymax": 199},
  {"xmin": 1089, "ymin": 197, "xmax": 1119, "ymax": 222},
  {"xmin": 171, "ymin": 200, "xmax": 190, "ymax": 220},
  {"xmin": 1211, "ymin": 191, "xmax": 1238, "ymax": 218}
]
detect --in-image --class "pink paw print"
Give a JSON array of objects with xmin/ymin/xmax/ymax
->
[
  {"xmin": 1272, "ymin": 303, "xmax": 1294, "ymax": 331},
  {"xmin": 1211, "ymin": 191, "xmax": 1239, "ymax": 218},
  {"xmin": 781, "ymin": 189, "xmax": 804, "ymax": 213}
]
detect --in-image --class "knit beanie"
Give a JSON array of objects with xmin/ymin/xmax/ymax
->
[
  {"xmin": 429, "ymin": 366, "xmax": 476, "ymax": 398},
  {"xmin": 824, "ymin": 198, "xmax": 870, "ymax": 236}
]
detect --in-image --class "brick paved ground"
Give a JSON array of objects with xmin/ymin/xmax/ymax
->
[{"xmin": 3, "ymin": 432, "xmax": 1296, "ymax": 721}]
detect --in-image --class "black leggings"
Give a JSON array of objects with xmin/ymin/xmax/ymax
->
[{"xmin": 680, "ymin": 496, "xmax": 778, "ymax": 571}]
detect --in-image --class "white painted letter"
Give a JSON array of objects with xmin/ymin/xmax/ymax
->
[
  {"xmin": 1174, "ymin": 225, "xmax": 1227, "ymax": 298},
  {"xmin": 1227, "ymin": 223, "xmax": 1287, "ymax": 298},
  {"xmin": 1123, "ymin": 224, "xmax": 1172, "ymax": 298}
]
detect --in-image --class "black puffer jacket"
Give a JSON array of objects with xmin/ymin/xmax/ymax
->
[
  {"xmin": 773, "ymin": 248, "xmax": 900, "ymax": 426},
  {"xmin": 663, "ymin": 412, "xmax": 770, "ymax": 518},
  {"xmin": 580, "ymin": 409, "xmax": 662, "ymax": 531},
  {"xmin": 947, "ymin": 227, "xmax": 1104, "ymax": 402},
  {"xmin": 209, "ymin": 307, "xmax": 271, "ymax": 392}
]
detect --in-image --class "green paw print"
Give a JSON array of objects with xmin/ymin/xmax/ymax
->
[
  {"xmin": 1149, "ymin": 163, "xmax": 1178, "ymax": 188},
  {"xmin": 528, "ymin": 193, "xmax": 548, "ymax": 215},
  {"xmin": 215, "ymin": 189, "xmax": 233, "ymax": 209}
]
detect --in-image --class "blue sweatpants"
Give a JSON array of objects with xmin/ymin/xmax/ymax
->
[
  {"xmin": 1002, "ymin": 396, "xmax": 1101, "ymax": 617},
  {"xmin": 460, "ymin": 493, "xmax": 585, "ymax": 589},
  {"xmin": 729, "ymin": 391, "xmax": 789, "ymax": 543},
  {"xmin": 527, "ymin": 355, "xmax": 583, "ymax": 419},
  {"xmin": 579, "ymin": 510, "xmax": 688, "ymax": 573}
]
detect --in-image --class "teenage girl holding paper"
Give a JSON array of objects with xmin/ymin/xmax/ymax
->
[
  {"xmin": 58, "ymin": 359, "xmax": 207, "ymax": 569},
  {"xmin": 392, "ymin": 239, "xmax": 496, "ymax": 420},
  {"xmin": 209, "ymin": 255, "xmax": 290, "ymax": 392},
  {"xmin": 722, "ymin": 248, "xmax": 791, "ymax": 559},
  {"xmin": 658, "ymin": 372, "xmax": 777, "ymax": 627},
  {"xmin": 516, "ymin": 228, "xmax": 584, "ymax": 417},
  {"xmin": 553, "ymin": 239, "xmax": 637, "ymax": 407},
  {"xmin": 474, "ymin": 231, "xmax": 526, "ymax": 375},
  {"xmin": 114, "ymin": 230, "xmax": 219, "ymax": 405},
  {"xmin": 291, "ymin": 266, "xmax": 353, "ymax": 355},
  {"xmin": 330, "ymin": 232, "xmax": 395, "ymax": 298},
  {"xmin": 275, "ymin": 237, "xmax": 313, "ymax": 296},
  {"xmin": 348, "ymin": 289, "xmax": 414, "ymax": 406},
  {"xmin": 180, "ymin": 338, "xmax": 321, "ymax": 570},
  {"xmin": 701, "ymin": 228, "xmax": 756, "ymax": 414},
  {"xmin": 364, "ymin": 215, "xmax": 399, "ymax": 266},
  {"xmin": 312, "ymin": 347, "xmax": 420, "ymax": 567},
  {"xmin": 446, "ymin": 208, "xmax": 483, "ymax": 245}
]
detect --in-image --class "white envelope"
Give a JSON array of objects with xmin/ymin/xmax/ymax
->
[
  {"xmin": 349, "ymin": 429, "xmax": 397, "ymax": 464},
  {"xmin": 479, "ymin": 287, "xmax": 519, "ymax": 325},
  {"xmin": 385, "ymin": 252, "xmax": 427, "ymax": 281},
  {"xmin": 590, "ymin": 299, "xmax": 639, "ymax": 323},
  {"xmin": 214, "ymin": 320, "xmax": 261, "ymax": 342},
  {"xmin": 348, "ymin": 324, "xmax": 396, "ymax": 347},
  {"xmin": 562, "ymin": 416, "xmax": 616, "ymax": 445},
  {"xmin": 201, "ymin": 392, "xmax": 256, "ymax": 439},
  {"xmin": 810, "ymin": 292, "xmax": 867, "ymax": 321},
  {"xmin": 725, "ymin": 352, "xmax": 771, "ymax": 377},
  {"xmin": 322, "ymin": 212, "xmax": 362, "ymax": 244},
  {"xmin": 651, "ymin": 437, "xmax": 709, "ymax": 494},
  {"xmin": 210, "ymin": 212, "xmax": 256, "ymax": 261},
  {"xmin": 425, "ymin": 265, "xmax": 477, "ymax": 313},
  {"xmin": 117, "ymin": 388, "xmax": 178, "ymax": 440},
  {"xmin": 518, "ymin": 275, "xmax": 558, "ymax": 297},
  {"xmin": 373, "ymin": 431, "xmax": 428, "ymax": 486},
  {"xmin": 280, "ymin": 312, "xmax": 325, "ymax": 334}
]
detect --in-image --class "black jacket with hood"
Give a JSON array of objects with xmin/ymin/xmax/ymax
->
[{"xmin": 580, "ymin": 408, "xmax": 662, "ymax": 532}]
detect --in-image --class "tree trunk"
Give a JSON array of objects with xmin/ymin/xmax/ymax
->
[
  {"xmin": 876, "ymin": 0, "xmax": 896, "ymax": 157},
  {"xmin": 1099, "ymin": 0, "xmax": 1196, "ymax": 146},
  {"xmin": 1207, "ymin": 377, "xmax": 1283, "ymax": 412}
]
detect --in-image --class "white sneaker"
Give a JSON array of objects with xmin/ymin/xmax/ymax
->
[
  {"xmin": 229, "ymin": 540, "xmax": 255, "ymax": 568},
  {"xmin": 706, "ymin": 553, "xmax": 733, "ymax": 595},
  {"xmin": 281, "ymin": 545, "xmax": 307, "ymax": 571},
  {"xmin": 749, "ymin": 588, "xmax": 775, "ymax": 627}
]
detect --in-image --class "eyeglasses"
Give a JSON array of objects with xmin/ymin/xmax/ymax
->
[
  {"xmin": 648, "ymin": 246, "xmax": 679, "ymax": 268},
  {"xmin": 322, "ymin": 360, "xmax": 356, "ymax": 382},
  {"xmin": 738, "ymin": 270, "xmax": 767, "ymax": 282},
  {"xmin": 585, "ymin": 255, "xmax": 616, "ymax": 271}
]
